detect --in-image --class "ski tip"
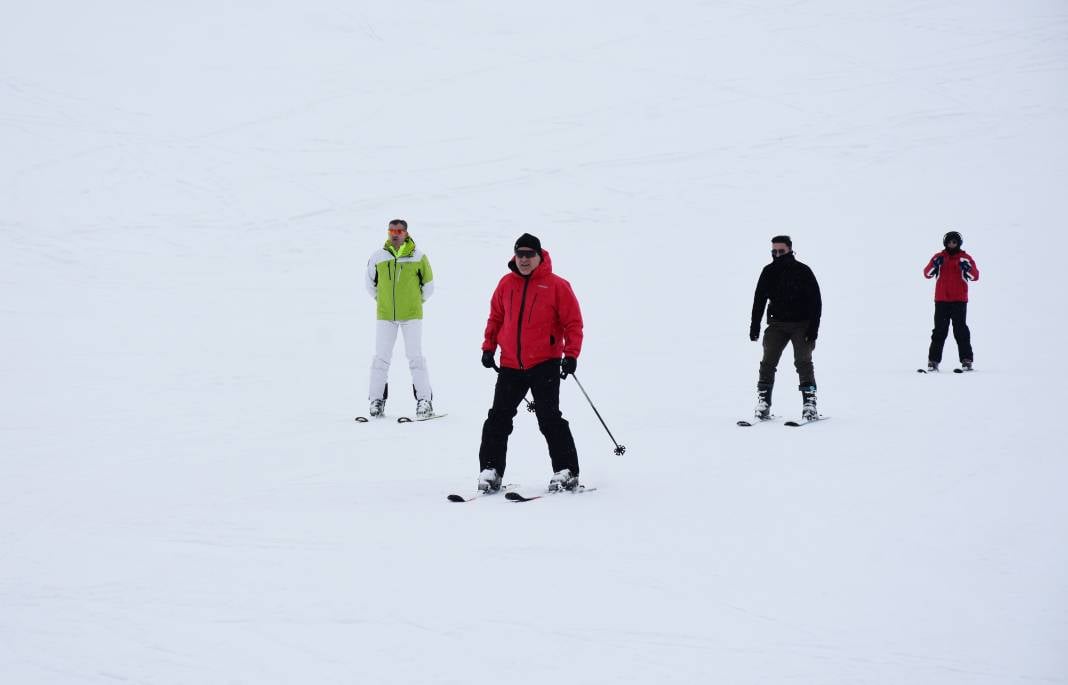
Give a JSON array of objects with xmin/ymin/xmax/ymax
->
[
  {"xmin": 505, "ymin": 491, "xmax": 540, "ymax": 502},
  {"xmin": 737, "ymin": 420, "xmax": 753, "ymax": 427},
  {"xmin": 354, "ymin": 416, "xmax": 369, "ymax": 423},
  {"xmin": 446, "ymin": 494, "xmax": 468, "ymax": 503},
  {"xmin": 397, "ymin": 416, "xmax": 413, "ymax": 423}
]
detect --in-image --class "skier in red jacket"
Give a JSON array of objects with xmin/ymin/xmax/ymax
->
[
  {"xmin": 477, "ymin": 233, "xmax": 584, "ymax": 494},
  {"xmin": 923, "ymin": 231, "xmax": 979, "ymax": 372}
]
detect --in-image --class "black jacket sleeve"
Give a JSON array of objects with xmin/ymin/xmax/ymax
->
[
  {"xmin": 805, "ymin": 266, "xmax": 822, "ymax": 338},
  {"xmin": 750, "ymin": 267, "xmax": 770, "ymax": 337}
]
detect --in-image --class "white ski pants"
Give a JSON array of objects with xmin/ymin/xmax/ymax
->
[{"xmin": 369, "ymin": 320, "xmax": 432, "ymax": 402}]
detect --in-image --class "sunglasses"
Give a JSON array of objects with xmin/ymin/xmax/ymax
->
[
  {"xmin": 771, "ymin": 248, "xmax": 789, "ymax": 256},
  {"xmin": 515, "ymin": 249, "xmax": 538, "ymax": 259},
  {"xmin": 387, "ymin": 228, "xmax": 406, "ymax": 235}
]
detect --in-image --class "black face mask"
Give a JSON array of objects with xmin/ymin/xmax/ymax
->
[
  {"xmin": 771, "ymin": 249, "xmax": 790, "ymax": 259},
  {"xmin": 945, "ymin": 244, "xmax": 961, "ymax": 254}
]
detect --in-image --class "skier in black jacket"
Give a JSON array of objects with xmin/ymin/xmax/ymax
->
[{"xmin": 749, "ymin": 235, "xmax": 822, "ymax": 421}]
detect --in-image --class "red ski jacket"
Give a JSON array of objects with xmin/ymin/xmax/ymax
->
[
  {"xmin": 924, "ymin": 249, "xmax": 979, "ymax": 302},
  {"xmin": 482, "ymin": 249, "xmax": 583, "ymax": 370}
]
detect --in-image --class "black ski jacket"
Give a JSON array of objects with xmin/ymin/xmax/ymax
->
[{"xmin": 750, "ymin": 253, "xmax": 822, "ymax": 339}]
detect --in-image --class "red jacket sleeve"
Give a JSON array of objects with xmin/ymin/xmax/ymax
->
[
  {"xmin": 923, "ymin": 253, "xmax": 942, "ymax": 279},
  {"xmin": 557, "ymin": 279, "xmax": 584, "ymax": 359},
  {"xmin": 960, "ymin": 253, "xmax": 979, "ymax": 282},
  {"xmin": 482, "ymin": 280, "xmax": 505, "ymax": 352}
]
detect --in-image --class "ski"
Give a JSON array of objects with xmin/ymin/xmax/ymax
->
[
  {"xmin": 397, "ymin": 413, "xmax": 448, "ymax": 424},
  {"xmin": 784, "ymin": 416, "xmax": 830, "ymax": 427},
  {"xmin": 446, "ymin": 483, "xmax": 515, "ymax": 503},
  {"xmin": 354, "ymin": 416, "xmax": 369, "ymax": 422},
  {"xmin": 737, "ymin": 416, "xmax": 778, "ymax": 427},
  {"xmin": 505, "ymin": 485, "xmax": 597, "ymax": 502},
  {"xmin": 953, "ymin": 367, "xmax": 974, "ymax": 374}
]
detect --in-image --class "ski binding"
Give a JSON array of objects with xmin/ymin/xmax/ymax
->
[
  {"xmin": 784, "ymin": 415, "xmax": 830, "ymax": 427},
  {"xmin": 397, "ymin": 413, "xmax": 448, "ymax": 423}
]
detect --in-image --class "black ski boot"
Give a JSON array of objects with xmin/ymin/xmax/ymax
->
[
  {"xmin": 754, "ymin": 383, "xmax": 773, "ymax": 420},
  {"xmin": 478, "ymin": 468, "xmax": 502, "ymax": 493},
  {"xmin": 548, "ymin": 469, "xmax": 579, "ymax": 492},
  {"xmin": 800, "ymin": 385, "xmax": 818, "ymax": 421}
]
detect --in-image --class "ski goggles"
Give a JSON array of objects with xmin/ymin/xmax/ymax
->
[{"xmin": 387, "ymin": 227, "xmax": 407, "ymax": 235}]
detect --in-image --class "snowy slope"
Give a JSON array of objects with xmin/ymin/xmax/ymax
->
[{"xmin": 2, "ymin": 2, "xmax": 1067, "ymax": 683}]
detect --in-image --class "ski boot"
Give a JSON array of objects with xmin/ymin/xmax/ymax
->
[
  {"xmin": 754, "ymin": 383, "xmax": 773, "ymax": 420},
  {"xmin": 416, "ymin": 398, "xmax": 434, "ymax": 419},
  {"xmin": 960, "ymin": 359, "xmax": 973, "ymax": 371},
  {"xmin": 926, "ymin": 361, "xmax": 939, "ymax": 373},
  {"xmin": 369, "ymin": 398, "xmax": 386, "ymax": 418},
  {"xmin": 548, "ymin": 469, "xmax": 579, "ymax": 492},
  {"xmin": 800, "ymin": 385, "xmax": 818, "ymax": 421},
  {"xmin": 478, "ymin": 468, "xmax": 502, "ymax": 493}
]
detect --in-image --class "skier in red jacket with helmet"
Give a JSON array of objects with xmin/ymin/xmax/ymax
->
[
  {"xmin": 923, "ymin": 230, "xmax": 979, "ymax": 372},
  {"xmin": 476, "ymin": 233, "xmax": 584, "ymax": 494}
]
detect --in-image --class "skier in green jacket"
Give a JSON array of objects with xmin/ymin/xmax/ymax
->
[{"xmin": 364, "ymin": 219, "xmax": 435, "ymax": 418}]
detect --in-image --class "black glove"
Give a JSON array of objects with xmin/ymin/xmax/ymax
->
[
  {"xmin": 560, "ymin": 356, "xmax": 577, "ymax": 378},
  {"xmin": 750, "ymin": 327, "xmax": 760, "ymax": 341},
  {"xmin": 933, "ymin": 255, "xmax": 944, "ymax": 267},
  {"xmin": 960, "ymin": 260, "xmax": 972, "ymax": 274},
  {"xmin": 481, "ymin": 350, "xmax": 496, "ymax": 369}
]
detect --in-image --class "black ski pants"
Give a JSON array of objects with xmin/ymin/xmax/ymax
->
[
  {"xmin": 759, "ymin": 321, "xmax": 816, "ymax": 388},
  {"xmin": 928, "ymin": 301, "xmax": 973, "ymax": 363},
  {"xmin": 479, "ymin": 360, "xmax": 579, "ymax": 477}
]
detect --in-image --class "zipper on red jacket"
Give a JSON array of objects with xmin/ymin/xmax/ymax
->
[{"xmin": 515, "ymin": 276, "xmax": 531, "ymax": 369}]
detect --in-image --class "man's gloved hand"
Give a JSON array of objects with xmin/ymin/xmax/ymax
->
[
  {"xmin": 481, "ymin": 350, "xmax": 496, "ymax": 369},
  {"xmin": 933, "ymin": 255, "xmax": 944, "ymax": 268},
  {"xmin": 560, "ymin": 356, "xmax": 577, "ymax": 378},
  {"xmin": 750, "ymin": 327, "xmax": 760, "ymax": 342},
  {"xmin": 960, "ymin": 259, "xmax": 972, "ymax": 279}
]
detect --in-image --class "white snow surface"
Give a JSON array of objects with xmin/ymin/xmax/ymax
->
[{"xmin": 3, "ymin": 2, "xmax": 1067, "ymax": 683}]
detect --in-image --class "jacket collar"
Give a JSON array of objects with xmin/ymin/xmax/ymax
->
[
  {"xmin": 384, "ymin": 237, "xmax": 416, "ymax": 258},
  {"xmin": 507, "ymin": 248, "xmax": 554, "ymax": 279}
]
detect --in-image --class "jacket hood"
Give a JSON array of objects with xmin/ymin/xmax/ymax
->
[{"xmin": 508, "ymin": 248, "xmax": 553, "ymax": 277}]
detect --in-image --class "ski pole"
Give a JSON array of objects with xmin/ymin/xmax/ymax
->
[
  {"xmin": 491, "ymin": 362, "xmax": 535, "ymax": 412},
  {"xmin": 569, "ymin": 373, "xmax": 626, "ymax": 455}
]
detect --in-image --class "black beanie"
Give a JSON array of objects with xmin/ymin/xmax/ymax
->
[
  {"xmin": 514, "ymin": 233, "xmax": 542, "ymax": 256},
  {"xmin": 771, "ymin": 235, "xmax": 792, "ymax": 247}
]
